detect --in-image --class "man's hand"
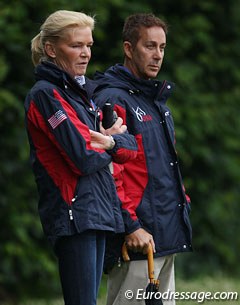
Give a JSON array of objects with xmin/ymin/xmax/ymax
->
[{"xmin": 125, "ymin": 228, "xmax": 155, "ymax": 255}]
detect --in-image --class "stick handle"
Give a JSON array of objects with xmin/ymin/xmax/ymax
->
[
  {"xmin": 122, "ymin": 242, "xmax": 130, "ymax": 262},
  {"xmin": 122, "ymin": 243, "xmax": 154, "ymax": 280},
  {"xmin": 147, "ymin": 243, "xmax": 155, "ymax": 283}
]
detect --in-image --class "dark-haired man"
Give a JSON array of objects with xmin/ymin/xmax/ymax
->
[{"xmin": 94, "ymin": 13, "xmax": 192, "ymax": 305}]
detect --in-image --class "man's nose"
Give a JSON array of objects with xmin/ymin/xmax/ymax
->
[{"xmin": 154, "ymin": 48, "xmax": 162, "ymax": 59}]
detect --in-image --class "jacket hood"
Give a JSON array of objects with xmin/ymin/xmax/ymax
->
[
  {"xmin": 35, "ymin": 61, "xmax": 71, "ymax": 87},
  {"xmin": 94, "ymin": 64, "xmax": 175, "ymax": 99},
  {"xmin": 34, "ymin": 61, "xmax": 94, "ymax": 100}
]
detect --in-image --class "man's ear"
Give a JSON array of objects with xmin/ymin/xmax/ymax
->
[
  {"xmin": 45, "ymin": 42, "xmax": 56, "ymax": 58},
  {"xmin": 123, "ymin": 41, "xmax": 133, "ymax": 59}
]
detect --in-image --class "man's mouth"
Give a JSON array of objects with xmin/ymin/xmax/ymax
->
[{"xmin": 149, "ymin": 64, "xmax": 160, "ymax": 69}]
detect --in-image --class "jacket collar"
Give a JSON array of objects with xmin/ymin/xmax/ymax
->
[
  {"xmin": 94, "ymin": 64, "xmax": 175, "ymax": 101},
  {"xmin": 35, "ymin": 61, "xmax": 90, "ymax": 103}
]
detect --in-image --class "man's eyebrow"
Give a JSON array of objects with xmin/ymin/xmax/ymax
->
[{"xmin": 146, "ymin": 40, "xmax": 166, "ymax": 44}]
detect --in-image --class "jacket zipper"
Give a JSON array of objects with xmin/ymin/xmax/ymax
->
[
  {"xmin": 69, "ymin": 195, "xmax": 78, "ymax": 220},
  {"xmin": 68, "ymin": 209, "xmax": 73, "ymax": 220},
  {"xmin": 158, "ymin": 80, "xmax": 167, "ymax": 96}
]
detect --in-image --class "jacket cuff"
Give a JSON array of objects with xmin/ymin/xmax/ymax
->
[
  {"xmin": 107, "ymin": 133, "xmax": 137, "ymax": 153},
  {"xmin": 105, "ymin": 135, "xmax": 119, "ymax": 154},
  {"xmin": 125, "ymin": 220, "xmax": 141, "ymax": 234},
  {"xmin": 122, "ymin": 210, "xmax": 141, "ymax": 234}
]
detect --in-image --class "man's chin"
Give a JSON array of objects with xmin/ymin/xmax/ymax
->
[{"xmin": 147, "ymin": 72, "xmax": 159, "ymax": 79}]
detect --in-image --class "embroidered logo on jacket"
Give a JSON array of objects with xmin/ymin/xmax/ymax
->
[
  {"xmin": 132, "ymin": 106, "xmax": 152, "ymax": 122},
  {"xmin": 48, "ymin": 110, "xmax": 67, "ymax": 129}
]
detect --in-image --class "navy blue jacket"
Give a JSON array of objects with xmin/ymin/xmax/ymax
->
[
  {"xmin": 93, "ymin": 64, "xmax": 192, "ymax": 267},
  {"xmin": 24, "ymin": 61, "xmax": 138, "ymax": 245}
]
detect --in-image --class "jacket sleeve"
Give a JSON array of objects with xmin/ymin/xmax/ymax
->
[
  {"xmin": 107, "ymin": 133, "xmax": 138, "ymax": 164},
  {"xmin": 26, "ymin": 88, "xmax": 137, "ymax": 176},
  {"xmin": 95, "ymin": 93, "xmax": 142, "ymax": 233},
  {"xmin": 112, "ymin": 163, "xmax": 142, "ymax": 234}
]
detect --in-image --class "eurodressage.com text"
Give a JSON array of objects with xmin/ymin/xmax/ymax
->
[{"xmin": 124, "ymin": 288, "xmax": 239, "ymax": 303}]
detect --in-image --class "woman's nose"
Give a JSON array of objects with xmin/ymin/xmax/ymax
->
[{"xmin": 81, "ymin": 45, "xmax": 90, "ymax": 57}]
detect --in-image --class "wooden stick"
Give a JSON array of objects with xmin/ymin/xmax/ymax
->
[
  {"xmin": 147, "ymin": 244, "xmax": 155, "ymax": 283},
  {"xmin": 122, "ymin": 242, "xmax": 130, "ymax": 262}
]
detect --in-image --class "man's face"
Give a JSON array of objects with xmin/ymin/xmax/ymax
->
[
  {"xmin": 50, "ymin": 26, "xmax": 93, "ymax": 77},
  {"xmin": 125, "ymin": 26, "xmax": 166, "ymax": 79}
]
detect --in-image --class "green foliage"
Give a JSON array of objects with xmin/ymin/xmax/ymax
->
[
  {"xmin": 161, "ymin": 0, "xmax": 240, "ymax": 277},
  {"xmin": 0, "ymin": 67, "xmax": 60, "ymax": 302},
  {"xmin": 0, "ymin": 0, "xmax": 240, "ymax": 302}
]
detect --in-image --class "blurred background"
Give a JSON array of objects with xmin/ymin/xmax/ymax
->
[{"xmin": 0, "ymin": 0, "xmax": 239, "ymax": 304}]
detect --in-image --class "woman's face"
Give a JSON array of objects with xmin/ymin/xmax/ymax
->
[{"xmin": 48, "ymin": 26, "xmax": 93, "ymax": 77}]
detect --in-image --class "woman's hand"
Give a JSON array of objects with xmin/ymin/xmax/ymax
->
[
  {"xmin": 100, "ymin": 117, "xmax": 127, "ymax": 135},
  {"xmin": 90, "ymin": 130, "xmax": 115, "ymax": 150}
]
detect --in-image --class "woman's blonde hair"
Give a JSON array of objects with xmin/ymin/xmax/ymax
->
[{"xmin": 31, "ymin": 10, "xmax": 95, "ymax": 66}]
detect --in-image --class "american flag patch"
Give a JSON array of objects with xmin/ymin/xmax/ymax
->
[{"xmin": 48, "ymin": 110, "xmax": 67, "ymax": 129}]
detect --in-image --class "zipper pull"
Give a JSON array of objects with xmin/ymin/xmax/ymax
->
[
  {"xmin": 117, "ymin": 257, "xmax": 121, "ymax": 267},
  {"xmin": 69, "ymin": 209, "xmax": 73, "ymax": 220},
  {"xmin": 69, "ymin": 195, "xmax": 77, "ymax": 220},
  {"xmin": 71, "ymin": 195, "xmax": 77, "ymax": 203}
]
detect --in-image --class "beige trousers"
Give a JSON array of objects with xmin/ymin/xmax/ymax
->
[{"xmin": 106, "ymin": 254, "xmax": 176, "ymax": 305}]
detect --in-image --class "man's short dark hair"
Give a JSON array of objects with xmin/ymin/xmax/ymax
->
[{"xmin": 122, "ymin": 13, "xmax": 168, "ymax": 48}]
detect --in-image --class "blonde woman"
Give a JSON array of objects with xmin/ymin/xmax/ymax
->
[{"xmin": 24, "ymin": 10, "xmax": 137, "ymax": 305}]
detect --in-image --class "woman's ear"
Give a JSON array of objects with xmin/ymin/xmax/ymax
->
[
  {"xmin": 45, "ymin": 42, "xmax": 56, "ymax": 58},
  {"xmin": 123, "ymin": 41, "xmax": 133, "ymax": 59}
]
